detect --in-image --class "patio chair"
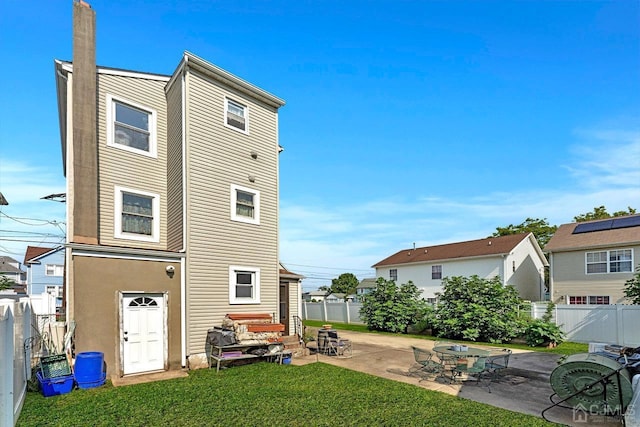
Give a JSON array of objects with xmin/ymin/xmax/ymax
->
[
  {"xmin": 485, "ymin": 349, "xmax": 512, "ymax": 380},
  {"xmin": 455, "ymin": 356, "xmax": 491, "ymax": 390},
  {"xmin": 433, "ymin": 347, "xmax": 459, "ymax": 384},
  {"xmin": 326, "ymin": 331, "xmax": 353, "ymax": 358},
  {"xmin": 409, "ymin": 346, "xmax": 443, "ymax": 380}
]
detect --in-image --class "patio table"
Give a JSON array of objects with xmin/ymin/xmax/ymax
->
[{"xmin": 433, "ymin": 345, "xmax": 490, "ymax": 383}]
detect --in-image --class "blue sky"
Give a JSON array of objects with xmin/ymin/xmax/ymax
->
[{"xmin": 0, "ymin": 1, "xmax": 638, "ymax": 291}]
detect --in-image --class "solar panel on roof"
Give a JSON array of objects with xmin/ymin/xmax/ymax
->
[
  {"xmin": 611, "ymin": 215, "xmax": 640, "ymax": 230},
  {"xmin": 572, "ymin": 219, "xmax": 613, "ymax": 234}
]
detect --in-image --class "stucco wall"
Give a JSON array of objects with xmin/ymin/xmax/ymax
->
[{"xmin": 72, "ymin": 255, "xmax": 182, "ymax": 377}]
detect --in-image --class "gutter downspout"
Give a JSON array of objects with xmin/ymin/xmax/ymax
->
[{"xmin": 180, "ymin": 58, "xmax": 188, "ymax": 368}]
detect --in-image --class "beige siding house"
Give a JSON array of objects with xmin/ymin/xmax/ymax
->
[
  {"xmin": 54, "ymin": 2, "xmax": 299, "ymax": 380},
  {"xmin": 372, "ymin": 233, "xmax": 548, "ymax": 302},
  {"xmin": 545, "ymin": 215, "xmax": 640, "ymax": 304}
]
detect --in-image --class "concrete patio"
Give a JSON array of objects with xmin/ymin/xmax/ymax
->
[{"xmin": 294, "ymin": 330, "xmax": 623, "ymax": 426}]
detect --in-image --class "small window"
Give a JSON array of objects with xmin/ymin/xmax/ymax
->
[
  {"xmin": 586, "ymin": 249, "xmax": 633, "ymax": 274},
  {"xmin": 569, "ymin": 296, "xmax": 587, "ymax": 305},
  {"xmin": 106, "ymin": 94, "xmax": 157, "ymax": 157},
  {"xmin": 45, "ymin": 264, "xmax": 64, "ymax": 276},
  {"xmin": 225, "ymin": 98, "xmax": 248, "ymax": 133},
  {"xmin": 230, "ymin": 184, "xmax": 260, "ymax": 225},
  {"xmin": 389, "ymin": 269, "xmax": 397, "ymax": 281},
  {"xmin": 114, "ymin": 186, "xmax": 160, "ymax": 242},
  {"xmin": 432, "ymin": 265, "xmax": 442, "ymax": 280},
  {"xmin": 229, "ymin": 266, "xmax": 260, "ymax": 304},
  {"xmin": 569, "ymin": 295, "xmax": 610, "ymax": 305}
]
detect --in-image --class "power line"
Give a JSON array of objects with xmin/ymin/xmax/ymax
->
[{"xmin": 281, "ymin": 262, "xmax": 373, "ymax": 273}]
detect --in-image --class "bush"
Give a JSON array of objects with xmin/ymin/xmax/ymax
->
[
  {"xmin": 432, "ymin": 275, "xmax": 525, "ymax": 343},
  {"xmin": 360, "ymin": 278, "xmax": 430, "ymax": 333},
  {"xmin": 524, "ymin": 302, "xmax": 565, "ymax": 347}
]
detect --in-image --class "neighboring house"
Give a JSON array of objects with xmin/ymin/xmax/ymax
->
[
  {"xmin": 23, "ymin": 246, "xmax": 65, "ymax": 312},
  {"xmin": 302, "ymin": 290, "xmax": 328, "ymax": 302},
  {"xmin": 372, "ymin": 233, "xmax": 548, "ymax": 302},
  {"xmin": 53, "ymin": 3, "xmax": 297, "ymax": 379},
  {"xmin": 544, "ymin": 214, "xmax": 640, "ymax": 305},
  {"xmin": 355, "ymin": 278, "xmax": 377, "ymax": 301},
  {"xmin": 324, "ymin": 293, "xmax": 355, "ymax": 303},
  {"xmin": 0, "ymin": 255, "xmax": 26, "ymax": 286}
]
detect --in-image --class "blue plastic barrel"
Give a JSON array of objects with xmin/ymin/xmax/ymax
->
[{"xmin": 74, "ymin": 351, "xmax": 106, "ymax": 389}]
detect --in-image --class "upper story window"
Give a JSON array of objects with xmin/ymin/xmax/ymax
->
[
  {"xmin": 114, "ymin": 186, "xmax": 160, "ymax": 243},
  {"xmin": 432, "ymin": 265, "xmax": 442, "ymax": 280},
  {"xmin": 106, "ymin": 94, "xmax": 157, "ymax": 157},
  {"xmin": 389, "ymin": 269, "xmax": 397, "ymax": 281},
  {"xmin": 586, "ymin": 249, "xmax": 632, "ymax": 274},
  {"xmin": 45, "ymin": 264, "xmax": 64, "ymax": 276},
  {"xmin": 229, "ymin": 266, "xmax": 260, "ymax": 304},
  {"xmin": 225, "ymin": 98, "xmax": 249, "ymax": 133},
  {"xmin": 230, "ymin": 184, "xmax": 260, "ymax": 225}
]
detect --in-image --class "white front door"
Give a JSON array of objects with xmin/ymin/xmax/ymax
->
[{"xmin": 122, "ymin": 294, "xmax": 165, "ymax": 375}]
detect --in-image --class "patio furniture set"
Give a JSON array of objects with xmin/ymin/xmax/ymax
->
[{"xmin": 410, "ymin": 344, "xmax": 512, "ymax": 392}]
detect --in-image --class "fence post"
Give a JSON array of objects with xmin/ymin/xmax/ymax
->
[
  {"xmin": 345, "ymin": 300, "xmax": 351, "ymax": 324},
  {"xmin": 322, "ymin": 299, "xmax": 327, "ymax": 322},
  {"xmin": 0, "ymin": 301, "xmax": 15, "ymax": 427}
]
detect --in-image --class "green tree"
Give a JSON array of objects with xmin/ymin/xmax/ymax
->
[
  {"xmin": 432, "ymin": 275, "xmax": 524, "ymax": 343},
  {"xmin": 327, "ymin": 272, "xmax": 360, "ymax": 296},
  {"xmin": 623, "ymin": 265, "xmax": 640, "ymax": 304},
  {"xmin": 0, "ymin": 276, "xmax": 16, "ymax": 291},
  {"xmin": 491, "ymin": 217, "xmax": 557, "ymax": 249},
  {"xmin": 574, "ymin": 206, "xmax": 636, "ymax": 222},
  {"xmin": 360, "ymin": 278, "xmax": 429, "ymax": 333}
]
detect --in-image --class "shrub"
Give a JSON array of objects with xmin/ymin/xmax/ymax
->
[
  {"xmin": 360, "ymin": 278, "xmax": 429, "ymax": 333},
  {"xmin": 524, "ymin": 302, "xmax": 565, "ymax": 346},
  {"xmin": 432, "ymin": 275, "xmax": 525, "ymax": 343}
]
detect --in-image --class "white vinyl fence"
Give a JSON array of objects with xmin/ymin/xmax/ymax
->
[
  {"xmin": 302, "ymin": 300, "xmax": 640, "ymax": 347},
  {"xmin": 0, "ymin": 298, "xmax": 34, "ymax": 427},
  {"xmin": 532, "ymin": 303, "xmax": 640, "ymax": 347},
  {"xmin": 301, "ymin": 301, "xmax": 365, "ymax": 325}
]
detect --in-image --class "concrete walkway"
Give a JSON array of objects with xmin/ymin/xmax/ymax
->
[{"xmin": 293, "ymin": 330, "xmax": 622, "ymax": 426}]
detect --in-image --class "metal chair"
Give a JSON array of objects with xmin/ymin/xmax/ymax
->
[
  {"xmin": 485, "ymin": 348, "xmax": 512, "ymax": 380},
  {"xmin": 409, "ymin": 346, "xmax": 443, "ymax": 380},
  {"xmin": 326, "ymin": 331, "xmax": 352, "ymax": 358}
]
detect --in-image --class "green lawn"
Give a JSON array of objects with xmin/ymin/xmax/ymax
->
[
  {"xmin": 303, "ymin": 320, "xmax": 589, "ymax": 356},
  {"xmin": 19, "ymin": 362, "xmax": 556, "ymax": 426}
]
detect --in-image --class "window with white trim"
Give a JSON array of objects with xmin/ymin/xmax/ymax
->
[
  {"xmin": 45, "ymin": 264, "xmax": 64, "ymax": 276},
  {"xmin": 229, "ymin": 266, "xmax": 260, "ymax": 304},
  {"xmin": 225, "ymin": 98, "xmax": 248, "ymax": 133},
  {"xmin": 389, "ymin": 269, "xmax": 397, "ymax": 281},
  {"xmin": 106, "ymin": 94, "xmax": 157, "ymax": 157},
  {"xmin": 568, "ymin": 295, "xmax": 610, "ymax": 305},
  {"xmin": 432, "ymin": 265, "xmax": 442, "ymax": 280},
  {"xmin": 230, "ymin": 184, "xmax": 260, "ymax": 225},
  {"xmin": 114, "ymin": 186, "xmax": 160, "ymax": 242},
  {"xmin": 586, "ymin": 249, "xmax": 632, "ymax": 274}
]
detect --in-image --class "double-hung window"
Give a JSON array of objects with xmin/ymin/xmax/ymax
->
[
  {"xmin": 229, "ymin": 266, "xmax": 260, "ymax": 304},
  {"xmin": 225, "ymin": 98, "xmax": 248, "ymax": 133},
  {"xmin": 45, "ymin": 264, "xmax": 64, "ymax": 276},
  {"xmin": 586, "ymin": 249, "xmax": 632, "ymax": 274},
  {"xmin": 106, "ymin": 94, "xmax": 157, "ymax": 157},
  {"xmin": 230, "ymin": 184, "xmax": 260, "ymax": 225},
  {"xmin": 114, "ymin": 186, "xmax": 160, "ymax": 242},
  {"xmin": 390, "ymin": 269, "xmax": 397, "ymax": 281},
  {"xmin": 432, "ymin": 265, "xmax": 442, "ymax": 280}
]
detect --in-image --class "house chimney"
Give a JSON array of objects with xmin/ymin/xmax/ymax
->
[{"xmin": 71, "ymin": 0, "xmax": 98, "ymax": 244}]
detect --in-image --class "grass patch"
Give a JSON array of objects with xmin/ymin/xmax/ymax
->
[
  {"xmin": 303, "ymin": 320, "xmax": 588, "ymax": 355},
  {"xmin": 19, "ymin": 362, "xmax": 555, "ymax": 426}
]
